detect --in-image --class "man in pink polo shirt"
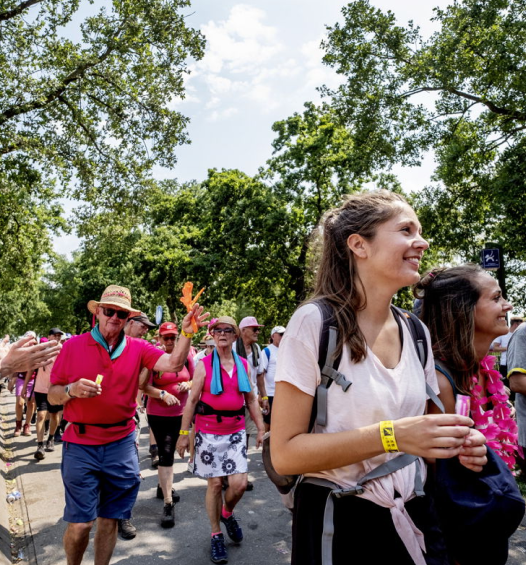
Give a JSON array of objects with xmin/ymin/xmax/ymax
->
[{"xmin": 48, "ymin": 285, "xmax": 208, "ymax": 565}]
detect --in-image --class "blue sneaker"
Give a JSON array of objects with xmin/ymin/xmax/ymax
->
[
  {"xmin": 210, "ymin": 533, "xmax": 228, "ymax": 564},
  {"xmin": 220, "ymin": 513, "xmax": 243, "ymax": 543}
]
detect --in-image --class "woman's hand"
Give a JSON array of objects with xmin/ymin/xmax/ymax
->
[
  {"xmin": 176, "ymin": 435, "xmax": 189, "ymax": 458},
  {"xmin": 181, "ymin": 304, "xmax": 210, "ymax": 335},
  {"xmin": 458, "ymin": 428, "xmax": 487, "ymax": 472},
  {"xmin": 162, "ymin": 393, "xmax": 180, "ymax": 406},
  {"xmin": 178, "ymin": 382, "xmax": 192, "ymax": 393},
  {"xmin": 394, "ymin": 413, "xmax": 473, "ymax": 459}
]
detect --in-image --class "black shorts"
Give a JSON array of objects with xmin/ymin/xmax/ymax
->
[
  {"xmin": 292, "ymin": 481, "xmax": 448, "ymax": 565},
  {"xmin": 34, "ymin": 391, "xmax": 63, "ymax": 414},
  {"xmin": 147, "ymin": 414, "xmax": 182, "ymax": 467}
]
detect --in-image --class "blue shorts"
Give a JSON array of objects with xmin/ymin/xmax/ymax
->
[{"xmin": 61, "ymin": 432, "xmax": 140, "ymax": 523}]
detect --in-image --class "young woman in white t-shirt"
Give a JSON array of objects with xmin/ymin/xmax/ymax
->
[{"xmin": 271, "ymin": 191, "xmax": 487, "ymax": 565}]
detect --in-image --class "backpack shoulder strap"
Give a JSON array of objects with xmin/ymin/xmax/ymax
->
[
  {"xmin": 391, "ymin": 306, "xmax": 428, "ymax": 368},
  {"xmin": 392, "ymin": 306, "xmax": 444, "ymax": 413},
  {"xmin": 434, "ymin": 360, "xmax": 459, "ymax": 400},
  {"xmin": 264, "ymin": 347, "xmax": 271, "ymax": 361},
  {"xmin": 311, "ymin": 299, "xmax": 352, "ymax": 429}
]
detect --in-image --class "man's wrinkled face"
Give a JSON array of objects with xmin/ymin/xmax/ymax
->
[
  {"xmin": 97, "ymin": 305, "xmax": 130, "ymax": 336},
  {"xmin": 242, "ymin": 326, "xmax": 260, "ymax": 344},
  {"xmin": 128, "ymin": 320, "xmax": 149, "ymax": 338}
]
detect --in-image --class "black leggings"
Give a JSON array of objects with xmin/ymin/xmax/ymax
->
[
  {"xmin": 292, "ymin": 482, "xmax": 449, "ymax": 565},
  {"xmin": 147, "ymin": 414, "xmax": 182, "ymax": 467}
]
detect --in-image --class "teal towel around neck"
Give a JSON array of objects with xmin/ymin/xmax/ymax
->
[
  {"xmin": 91, "ymin": 324, "xmax": 126, "ymax": 361},
  {"xmin": 211, "ymin": 348, "xmax": 251, "ymax": 395}
]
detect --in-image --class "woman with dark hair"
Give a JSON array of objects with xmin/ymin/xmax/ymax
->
[
  {"xmin": 271, "ymin": 191, "xmax": 487, "ymax": 565},
  {"xmin": 415, "ymin": 265, "xmax": 518, "ymax": 565},
  {"xmin": 415, "ymin": 264, "xmax": 516, "ymax": 469}
]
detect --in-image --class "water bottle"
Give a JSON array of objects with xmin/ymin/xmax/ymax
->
[
  {"xmin": 12, "ymin": 490, "xmax": 21, "ymax": 500},
  {"xmin": 6, "ymin": 493, "xmax": 15, "ymax": 503}
]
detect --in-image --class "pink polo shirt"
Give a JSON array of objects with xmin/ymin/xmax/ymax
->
[{"xmin": 51, "ymin": 333, "xmax": 164, "ymax": 445}]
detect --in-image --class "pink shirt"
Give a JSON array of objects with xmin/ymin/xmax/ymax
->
[
  {"xmin": 147, "ymin": 355, "xmax": 194, "ymax": 417},
  {"xmin": 51, "ymin": 333, "xmax": 164, "ymax": 445},
  {"xmin": 195, "ymin": 354, "xmax": 247, "ymax": 435},
  {"xmin": 34, "ymin": 358, "xmax": 56, "ymax": 394}
]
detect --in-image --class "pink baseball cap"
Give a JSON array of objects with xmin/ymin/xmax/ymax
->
[{"xmin": 239, "ymin": 316, "xmax": 264, "ymax": 330}]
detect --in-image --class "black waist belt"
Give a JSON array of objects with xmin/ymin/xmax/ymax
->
[
  {"xmin": 195, "ymin": 401, "xmax": 244, "ymax": 423},
  {"xmin": 72, "ymin": 419, "xmax": 131, "ymax": 435}
]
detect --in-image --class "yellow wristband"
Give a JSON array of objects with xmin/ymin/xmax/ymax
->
[
  {"xmin": 180, "ymin": 329, "xmax": 194, "ymax": 339},
  {"xmin": 179, "ymin": 430, "xmax": 190, "ymax": 436},
  {"xmin": 261, "ymin": 396, "xmax": 268, "ymax": 400},
  {"xmin": 379, "ymin": 420, "xmax": 399, "ymax": 453}
]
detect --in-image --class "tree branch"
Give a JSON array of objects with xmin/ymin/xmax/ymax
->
[
  {"xmin": 0, "ymin": 0, "xmax": 43, "ymax": 22},
  {"xmin": 0, "ymin": 32, "xmax": 123, "ymax": 126},
  {"xmin": 57, "ymin": 95, "xmax": 110, "ymax": 159},
  {"xmin": 401, "ymin": 87, "xmax": 526, "ymax": 121}
]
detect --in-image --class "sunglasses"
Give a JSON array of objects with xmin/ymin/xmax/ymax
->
[
  {"xmin": 212, "ymin": 328, "xmax": 235, "ymax": 335},
  {"xmin": 102, "ymin": 307, "xmax": 129, "ymax": 320},
  {"xmin": 251, "ymin": 328, "xmax": 261, "ymax": 333},
  {"xmin": 162, "ymin": 335, "xmax": 177, "ymax": 341}
]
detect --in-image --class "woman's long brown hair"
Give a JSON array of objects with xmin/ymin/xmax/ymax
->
[
  {"xmin": 311, "ymin": 190, "xmax": 408, "ymax": 362},
  {"xmin": 414, "ymin": 264, "xmax": 485, "ymax": 394}
]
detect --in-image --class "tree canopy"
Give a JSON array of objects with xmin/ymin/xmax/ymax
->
[{"xmin": 322, "ymin": 0, "xmax": 526, "ymax": 303}]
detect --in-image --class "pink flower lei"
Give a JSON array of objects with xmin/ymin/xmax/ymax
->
[{"xmin": 471, "ymin": 355, "xmax": 518, "ymax": 470}]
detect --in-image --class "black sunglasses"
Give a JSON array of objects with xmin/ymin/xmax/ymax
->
[
  {"xmin": 102, "ymin": 307, "xmax": 129, "ymax": 320},
  {"xmin": 213, "ymin": 328, "xmax": 235, "ymax": 335}
]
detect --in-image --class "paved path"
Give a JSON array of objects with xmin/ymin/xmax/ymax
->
[
  {"xmin": 1, "ymin": 392, "xmax": 292, "ymax": 565},
  {"xmin": 1, "ymin": 390, "xmax": 526, "ymax": 564}
]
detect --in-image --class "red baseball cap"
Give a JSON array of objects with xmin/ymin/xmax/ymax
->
[{"xmin": 159, "ymin": 322, "xmax": 178, "ymax": 336}]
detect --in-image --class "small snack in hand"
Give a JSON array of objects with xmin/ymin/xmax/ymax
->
[{"xmin": 95, "ymin": 374, "xmax": 104, "ymax": 385}]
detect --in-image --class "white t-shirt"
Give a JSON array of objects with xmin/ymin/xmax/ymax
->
[
  {"xmin": 232, "ymin": 341, "xmax": 264, "ymax": 392},
  {"xmin": 492, "ymin": 331, "xmax": 513, "ymax": 366},
  {"xmin": 261, "ymin": 343, "xmax": 278, "ymax": 396},
  {"xmin": 275, "ymin": 303, "xmax": 439, "ymax": 493}
]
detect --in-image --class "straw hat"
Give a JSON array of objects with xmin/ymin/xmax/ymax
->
[
  {"xmin": 87, "ymin": 285, "xmax": 141, "ymax": 315},
  {"xmin": 209, "ymin": 316, "xmax": 240, "ymax": 337}
]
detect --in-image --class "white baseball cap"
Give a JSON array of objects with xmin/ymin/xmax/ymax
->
[{"xmin": 271, "ymin": 326, "xmax": 286, "ymax": 336}]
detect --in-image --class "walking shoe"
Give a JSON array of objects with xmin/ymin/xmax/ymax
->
[
  {"xmin": 156, "ymin": 484, "xmax": 180, "ymax": 504},
  {"xmin": 160, "ymin": 502, "xmax": 175, "ymax": 528},
  {"xmin": 220, "ymin": 513, "xmax": 243, "ymax": 543},
  {"xmin": 34, "ymin": 444, "xmax": 45, "ymax": 461},
  {"xmin": 22, "ymin": 424, "xmax": 31, "ymax": 436},
  {"xmin": 210, "ymin": 533, "xmax": 228, "ymax": 564},
  {"xmin": 14, "ymin": 420, "xmax": 22, "ymax": 437},
  {"xmin": 53, "ymin": 430, "xmax": 62, "ymax": 443},
  {"xmin": 245, "ymin": 480, "xmax": 254, "ymax": 491},
  {"xmin": 118, "ymin": 519, "xmax": 137, "ymax": 540},
  {"xmin": 45, "ymin": 438, "xmax": 55, "ymax": 452}
]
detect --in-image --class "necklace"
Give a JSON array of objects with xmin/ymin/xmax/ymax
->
[{"xmin": 470, "ymin": 355, "xmax": 518, "ymax": 471}]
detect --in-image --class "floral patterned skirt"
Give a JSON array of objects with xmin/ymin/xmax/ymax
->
[{"xmin": 193, "ymin": 430, "xmax": 248, "ymax": 479}]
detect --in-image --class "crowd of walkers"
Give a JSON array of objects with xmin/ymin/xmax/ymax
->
[{"xmin": 0, "ymin": 190, "xmax": 525, "ymax": 565}]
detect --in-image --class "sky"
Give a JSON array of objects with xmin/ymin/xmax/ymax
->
[{"xmin": 55, "ymin": 0, "xmax": 451, "ymax": 256}]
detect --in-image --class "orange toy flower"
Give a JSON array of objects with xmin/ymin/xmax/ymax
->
[{"xmin": 180, "ymin": 282, "xmax": 205, "ymax": 332}]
